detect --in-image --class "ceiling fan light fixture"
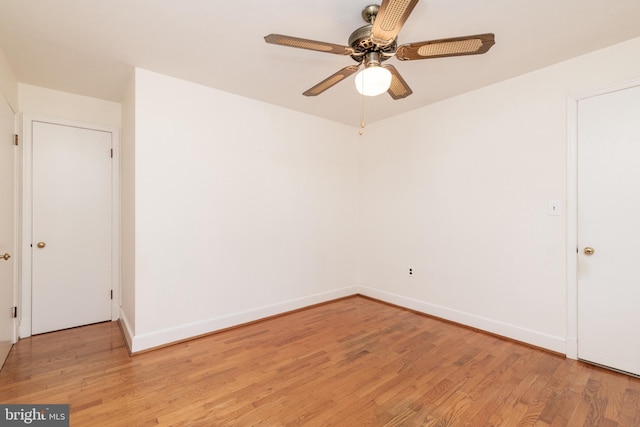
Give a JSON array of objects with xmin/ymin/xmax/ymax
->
[
  {"xmin": 355, "ymin": 65, "xmax": 392, "ymax": 97},
  {"xmin": 265, "ymin": 1, "xmax": 495, "ymax": 100}
]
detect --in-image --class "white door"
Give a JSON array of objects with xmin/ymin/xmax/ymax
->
[
  {"xmin": 31, "ymin": 121, "xmax": 112, "ymax": 335},
  {"xmin": 577, "ymin": 84, "xmax": 640, "ymax": 376},
  {"xmin": 0, "ymin": 97, "xmax": 15, "ymax": 367}
]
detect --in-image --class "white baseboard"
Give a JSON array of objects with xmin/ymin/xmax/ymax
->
[
  {"xmin": 118, "ymin": 309, "xmax": 134, "ymax": 352},
  {"xmin": 128, "ymin": 286, "xmax": 359, "ymax": 353},
  {"xmin": 120, "ymin": 284, "xmax": 566, "ymax": 355},
  {"xmin": 356, "ymin": 285, "xmax": 567, "ymax": 355}
]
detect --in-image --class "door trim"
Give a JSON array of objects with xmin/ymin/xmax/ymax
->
[
  {"xmin": 566, "ymin": 77, "xmax": 640, "ymax": 359},
  {"xmin": 0, "ymin": 97, "xmax": 19, "ymax": 366},
  {"xmin": 19, "ymin": 114, "xmax": 120, "ymax": 338}
]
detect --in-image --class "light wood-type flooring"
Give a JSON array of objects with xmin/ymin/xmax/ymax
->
[{"xmin": 1, "ymin": 296, "xmax": 639, "ymax": 426}]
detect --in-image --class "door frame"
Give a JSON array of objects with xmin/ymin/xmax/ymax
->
[
  {"xmin": 0, "ymin": 98, "xmax": 19, "ymax": 363},
  {"xmin": 19, "ymin": 114, "xmax": 120, "ymax": 338},
  {"xmin": 566, "ymin": 77, "xmax": 640, "ymax": 360}
]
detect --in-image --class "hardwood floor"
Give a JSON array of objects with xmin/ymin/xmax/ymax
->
[{"xmin": 1, "ymin": 296, "xmax": 639, "ymax": 426}]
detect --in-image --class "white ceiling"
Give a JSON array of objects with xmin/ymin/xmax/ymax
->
[{"xmin": 1, "ymin": 0, "xmax": 640, "ymax": 126}]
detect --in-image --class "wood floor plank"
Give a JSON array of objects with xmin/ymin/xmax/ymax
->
[{"xmin": 2, "ymin": 296, "xmax": 640, "ymax": 426}]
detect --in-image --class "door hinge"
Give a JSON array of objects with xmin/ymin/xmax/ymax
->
[
  {"xmin": 110, "ymin": 148, "xmax": 113, "ymax": 158},
  {"xmin": 12, "ymin": 306, "xmax": 17, "ymax": 318},
  {"xmin": 14, "ymin": 134, "xmax": 18, "ymax": 146},
  {"xmin": 110, "ymin": 290, "xmax": 113, "ymax": 300}
]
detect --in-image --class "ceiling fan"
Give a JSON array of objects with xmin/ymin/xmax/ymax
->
[{"xmin": 264, "ymin": 0, "xmax": 495, "ymax": 99}]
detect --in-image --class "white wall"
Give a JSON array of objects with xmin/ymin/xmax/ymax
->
[
  {"xmin": 18, "ymin": 84, "xmax": 121, "ymax": 127},
  {"xmin": 358, "ymin": 36, "xmax": 640, "ymax": 353},
  {"xmin": 0, "ymin": 48, "xmax": 17, "ymax": 112},
  {"xmin": 127, "ymin": 69, "xmax": 358, "ymax": 351}
]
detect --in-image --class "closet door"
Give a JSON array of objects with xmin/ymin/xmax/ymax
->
[
  {"xmin": 31, "ymin": 121, "xmax": 113, "ymax": 335},
  {"xmin": 577, "ymin": 84, "xmax": 640, "ymax": 376}
]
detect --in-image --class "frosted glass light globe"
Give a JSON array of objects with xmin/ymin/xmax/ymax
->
[{"xmin": 354, "ymin": 66, "xmax": 392, "ymax": 97}]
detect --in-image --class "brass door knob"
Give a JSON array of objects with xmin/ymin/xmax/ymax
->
[
  {"xmin": 1, "ymin": 253, "xmax": 9, "ymax": 260},
  {"xmin": 583, "ymin": 247, "xmax": 595, "ymax": 256},
  {"xmin": 37, "ymin": 242, "xmax": 46, "ymax": 249}
]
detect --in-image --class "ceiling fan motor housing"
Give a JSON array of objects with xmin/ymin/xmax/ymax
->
[{"xmin": 348, "ymin": 24, "xmax": 396, "ymax": 63}]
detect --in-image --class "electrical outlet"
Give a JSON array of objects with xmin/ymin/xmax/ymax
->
[{"xmin": 408, "ymin": 266, "xmax": 414, "ymax": 276}]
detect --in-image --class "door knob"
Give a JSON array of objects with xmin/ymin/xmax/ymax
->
[
  {"xmin": 37, "ymin": 242, "xmax": 46, "ymax": 249},
  {"xmin": 583, "ymin": 247, "xmax": 595, "ymax": 256},
  {"xmin": 1, "ymin": 253, "xmax": 9, "ymax": 260}
]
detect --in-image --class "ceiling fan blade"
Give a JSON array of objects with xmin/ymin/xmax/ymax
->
[
  {"xmin": 396, "ymin": 33, "xmax": 495, "ymax": 60},
  {"xmin": 384, "ymin": 65, "xmax": 413, "ymax": 100},
  {"xmin": 303, "ymin": 65, "xmax": 360, "ymax": 96},
  {"xmin": 370, "ymin": 0, "xmax": 420, "ymax": 47},
  {"xmin": 264, "ymin": 34, "xmax": 354, "ymax": 55}
]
